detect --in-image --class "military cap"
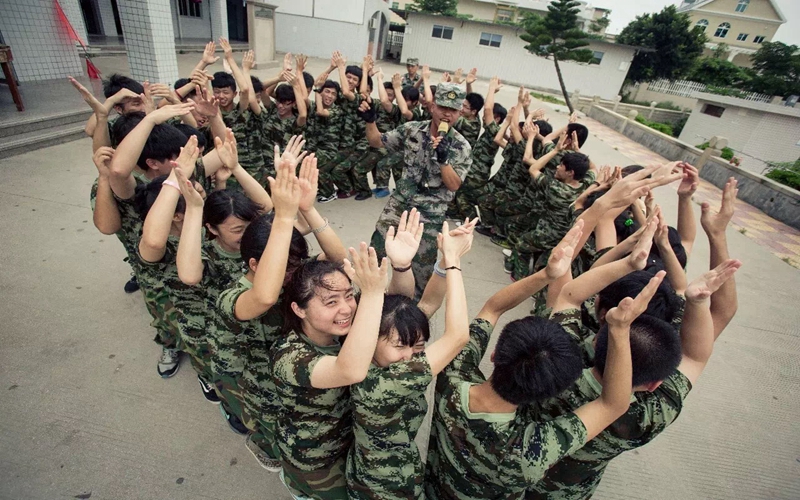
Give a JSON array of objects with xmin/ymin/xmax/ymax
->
[
  {"xmin": 434, "ymin": 83, "xmax": 465, "ymax": 110},
  {"xmin": 406, "ymin": 58, "xmax": 419, "ymax": 66}
]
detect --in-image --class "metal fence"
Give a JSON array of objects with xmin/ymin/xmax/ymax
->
[
  {"xmin": 647, "ymin": 79, "xmax": 772, "ymax": 103},
  {"xmin": 385, "ymin": 30, "xmax": 404, "ymax": 60}
]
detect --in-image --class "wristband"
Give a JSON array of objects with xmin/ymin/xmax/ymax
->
[
  {"xmin": 311, "ymin": 217, "xmax": 329, "ymax": 234},
  {"xmin": 162, "ymin": 179, "xmax": 181, "ymax": 192},
  {"xmin": 391, "ymin": 263, "xmax": 412, "ymax": 273},
  {"xmin": 433, "ymin": 260, "xmax": 446, "ymax": 278},
  {"xmin": 445, "ymin": 266, "xmax": 462, "ymax": 272}
]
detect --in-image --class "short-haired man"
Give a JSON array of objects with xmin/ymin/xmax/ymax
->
[
  {"xmin": 361, "ymin": 82, "xmax": 472, "ymax": 298},
  {"xmin": 402, "ymin": 58, "xmax": 422, "ymax": 89}
]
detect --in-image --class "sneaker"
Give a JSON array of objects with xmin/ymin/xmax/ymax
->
[
  {"xmin": 219, "ymin": 404, "xmax": 248, "ymax": 435},
  {"xmin": 503, "ymin": 255, "xmax": 513, "ymax": 274},
  {"xmin": 491, "ymin": 235, "xmax": 511, "ymax": 249},
  {"xmin": 198, "ymin": 375, "xmax": 221, "ymax": 404},
  {"xmin": 157, "ymin": 348, "xmax": 181, "ymax": 378},
  {"xmin": 123, "ymin": 275, "xmax": 140, "ymax": 293},
  {"xmin": 374, "ymin": 188, "xmax": 391, "ymax": 198},
  {"xmin": 245, "ymin": 434, "xmax": 282, "ymax": 472},
  {"xmin": 475, "ymin": 224, "xmax": 494, "ymax": 237},
  {"xmin": 355, "ymin": 192, "xmax": 372, "ymax": 201},
  {"xmin": 502, "ymin": 249, "xmax": 513, "ymax": 258},
  {"xmin": 316, "ymin": 193, "xmax": 337, "ymax": 204},
  {"xmin": 336, "ymin": 190, "xmax": 356, "ymax": 199}
]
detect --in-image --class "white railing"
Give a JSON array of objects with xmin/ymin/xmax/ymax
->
[{"xmin": 647, "ymin": 79, "xmax": 772, "ymax": 103}]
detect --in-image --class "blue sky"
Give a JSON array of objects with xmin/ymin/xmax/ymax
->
[{"xmin": 599, "ymin": 0, "xmax": 800, "ymax": 46}]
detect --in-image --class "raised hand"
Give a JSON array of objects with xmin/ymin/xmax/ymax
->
[
  {"xmin": 569, "ymin": 111, "xmax": 579, "ymax": 123},
  {"xmin": 601, "ymin": 165, "xmax": 684, "ymax": 210},
  {"xmin": 274, "ymin": 135, "xmax": 307, "ymax": 173},
  {"xmin": 188, "ymin": 85, "xmax": 219, "ymax": 117},
  {"xmin": 297, "ymin": 154, "xmax": 319, "ymax": 212},
  {"xmin": 92, "ymin": 146, "xmax": 115, "ymax": 175},
  {"xmin": 685, "ymin": 259, "xmax": 742, "ymax": 303},
  {"xmin": 677, "ymin": 162, "xmax": 699, "ymax": 198},
  {"xmin": 385, "ymin": 209, "xmax": 424, "ymax": 268},
  {"xmin": 170, "ymin": 135, "xmax": 200, "ymax": 177},
  {"xmin": 268, "ymin": 154, "xmax": 301, "ymax": 221},
  {"xmin": 439, "ymin": 219, "xmax": 478, "ymax": 265},
  {"xmin": 556, "ymin": 131, "xmax": 569, "ymax": 151},
  {"xmin": 344, "ymin": 243, "xmax": 389, "ymax": 294},
  {"xmin": 141, "ymin": 81, "xmax": 156, "ymax": 114},
  {"xmin": 628, "ymin": 217, "xmax": 658, "ymax": 270},
  {"xmin": 149, "ymin": 83, "xmax": 175, "ymax": 103},
  {"xmin": 214, "ymin": 128, "xmax": 238, "ymax": 168},
  {"xmin": 422, "ymin": 65, "xmax": 431, "ymax": 80},
  {"xmin": 441, "ymin": 71, "xmax": 451, "ymax": 83},
  {"xmin": 148, "ymin": 102, "xmax": 195, "ymax": 124},
  {"xmin": 452, "ymin": 68, "xmax": 464, "ymax": 84},
  {"xmin": 201, "ymin": 41, "xmax": 219, "ymax": 65},
  {"xmin": 532, "ymin": 108, "xmax": 546, "ymax": 121},
  {"xmin": 190, "ymin": 68, "xmax": 213, "ymax": 89},
  {"xmin": 242, "ymin": 50, "xmax": 255, "ymax": 72},
  {"xmin": 68, "ymin": 76, "xmax": 108, "ymax": 117},
  {"xmin": 391, "ymin": 73, "xmax": 402, "ymax": 88},
  {"xmin": 523, "ymin": 122, "xmax": 539, "ymax": 140},
  {"xmin": 295, "ymin": 53, "xmax": 308, "ymax": 73},
  {"xmin": 545, "ymin": 220, "xmax": 584, "ymax": 279},
  {"xmin": 517, "ymin": 86, "xmax": 526, "ymax": 105},
  {"xmin": 219, "ymin": 37, "xmax": 233, "ymax": 57},
  {"xmin": 174, "ymin": 167, "xmax": 204, "ymax": 209},
  {"xmin": 283, "ymin": 52, "xmax": 293, "ymax": 72},
  {"xmin": 606, "ymin": 271, "xmax": 667, "ymax": 328},
  {"xmin": 466, "ymin": 68, "xmax": 478, "ymax": 85},
  {"xmin": 701, "ymin": 177, "xmax": 738, "ymax": 239}
]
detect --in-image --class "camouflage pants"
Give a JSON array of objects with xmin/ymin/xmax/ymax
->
[
  {"xmin": 141, "ymin": 287, "xmax": 182, "ymax": 350},
  {"xmin": 180, "ymin": 329, "xmax": 214, "ymax": 382},
  {"xmin": 240, "ymin": 355, "xmax": 282, "ymax": 460},
  {"xmin": 330, "ymin": 150, "xmax": 370, "ymax": 196},
  {"xmin": 378, "ymin": 152, "xmax": 404, "ymax": 190},
  {"xmin": 372, "ymin": 203, "xmax": 441, "ymax": 300},
  {"xmin": 281, "ymin": 453, "xmax": 348, "ymax": 500},
  {"xmin": 354, "ymin": 147, "xmax": 390, "ymax": 191},
  {"xmin": 317, "ymin": 150, "xmax": 341, "ymax": 198},
  {"xmin": 213, "ymin": 372, "xmax": 251, "ymax": 426},
  {"xmin": 448, "ymin": 159, "xmax": 494, "ymax": 220},
  {"xmin": 477, "ymin": 189, "xmax": 523, "ymax": 237},
  {"xmin": 210, "ymin": 333, "xmax": 249, "ymax": 424}
]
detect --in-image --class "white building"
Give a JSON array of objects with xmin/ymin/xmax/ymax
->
[
  {"xmin": 399, "ymin": 11, "xmax": 639, "ymax": 100},
  {"xmin": 679, "ymin": 93, "xmax": 800, "ymax": 173}
]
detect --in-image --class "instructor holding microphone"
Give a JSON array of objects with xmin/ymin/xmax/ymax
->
[{"xmin": 359, "ymin": 82, "xmax": 473, "ymax": 298}]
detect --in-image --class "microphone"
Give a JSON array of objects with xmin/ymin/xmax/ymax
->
[{"xmin": 438, "ymin": 122, "xmax": 449, "ymax": 135}]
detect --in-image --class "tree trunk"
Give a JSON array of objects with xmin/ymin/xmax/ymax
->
[{"xmin": 553, "ymin": 55, "xmax": 574, "ymax": 114}]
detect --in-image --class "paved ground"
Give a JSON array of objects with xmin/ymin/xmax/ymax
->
[{"xmin": 1, "ymin": 54, "xmax": 800, "ymax": 500}]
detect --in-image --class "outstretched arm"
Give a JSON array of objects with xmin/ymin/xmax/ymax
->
[
  {"xmin": 482, "ymin": 76, "xmax": 500, "ymax": 126},
  {"xmin": 91, "ymin": 147, "xmax": 122, "ymax": 235},
  {"xmin": 677, "ymin": 162, "xmax": 699, "ymax": 260},
  {"xmin": 384, "ymin": 209, "xmax": 424, "ymax": 298},
  {"xmin": 334, "ymin": 51, "xmax": 355, "ymax": 101},
  {"xmin": 175, "ymin": 169, "xmax": 206, "ymax": 285}
]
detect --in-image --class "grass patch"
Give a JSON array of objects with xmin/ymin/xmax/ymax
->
[
  {"xmin": 763, "ymin": 160, "xmax": 800, "ymax": 191},
  {"xmin": 530, "ymin": 91, "xmax": 566, "ymax": 106},
  {"xmin": 634, "ymin": 115, "xmax": 674, "ymax": 136},
  {"xmin": 696, "ymin": 142, "xmax": 736, "ymax": 161}
]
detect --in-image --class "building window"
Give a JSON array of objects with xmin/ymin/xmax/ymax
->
[
  {"xmin": 591, "ymin": 51, "xmax": 604, "ymax": 64},
  {"xmin": 479, "ymin": 32, "xmax": 503, "ymax": 48},
  {"xmin": 753, "ymin": 35, "xmax": 765, "ymax": 44},
  {"xmin": 735, "ymin": 0, "xmax": 749, "ymax": 13},
  {"xmin": 432, "ymin": 24, "xmax": 454, "ymax": 40},
  {"xmin": 392, "ymin": 1, "xmax": 399, "ymax": 8},
  {"xmin": 736, "ymin": 33, "xmax": 749, "ymax": 41},
  {"xmin": 495, "ymin": 7, "xmax": 514, "ymax": 22},
  {"xmin": 714, "ymin": 22, "xmax": 731, "ymax": 38},
  {"xmin": 178, "ymin": 0, "xmax": 201, "ymax": 18},
  {"xmin": 696, "ymin": 19, "xmax": 708, "ymax": 32},
  {"xmin": 701, "ymin": 104, "xmax": 725, "ymax": 117}
]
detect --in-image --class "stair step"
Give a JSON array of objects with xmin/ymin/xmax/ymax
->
[
  {"xmin": 0, "ymin": 124, "xmax": 87, "ymax": 160},
  {"xmin": 0, "ymin": 109, "xmax": 92, "ymax": 139}
]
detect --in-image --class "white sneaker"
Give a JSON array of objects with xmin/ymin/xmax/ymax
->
[
  {"xmin": 502, "ymin": 249, "xmax": 512, "ymax": 257},
  {"xmin": 157, "ymin": 348, "xmax": 181, "ymax": 378}
]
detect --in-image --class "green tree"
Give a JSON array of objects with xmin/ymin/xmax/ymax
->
[
  {"xmin": 406, "ymin": 0, "xmax": 458, "ymax": 16},
  {"xmin": 747, "ymin": 42, "xmax": 800, "ymax": 97},
  {"xmin": 519, "ymin": 0, "xmax": 593, "ymax": 113},
  {"xmin": 589, "ymin": 12, "xmax": 611, "ymax": 34},
  {"xmin": 686, "ymin": 57, "xmax": 751, "ymax": 87},
  {"xmin": 616, "ymin": 5, "xmax": 706, "ymax": 83}
]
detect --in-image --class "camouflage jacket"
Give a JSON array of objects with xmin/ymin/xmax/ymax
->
[
  {"xmin": 135, "ymin": 236, "xmax": 182, "ymax": 342},
  {"xmin": 530, "ymin": 170, "xmax": 597, "ymax": 249},
  {"xmin": 90, "ymin": 170, "xmax": 149, "ymax": 264},
  {"xmin": 454, "ymin": 116, "xmax": 482, "ymax": 149},
  {"xmin": 377, "ymin": 103, "xmax": 403, "ymax": 134},
  {"xmin": 525, "ymin": 309, "xmax": 692, "ymax": 500},
  {"xmin": 309, "ymin": 102, "xmax": 345, "ymax": 156},
  {"xmin": 462, "ymin": 121, "xmax": 501, "ymax": 190},
  {"xmin": 402, "ymin": 72, "xmax": 421, "ymax": 88},
  {"xmin": 380, "ymin": 120, "xmax": 472, "ymax": 222},
  {"xmin": 347, "ymin": 354, "xmax": 433, "ymax": 500},
  {"xmin": 423, "ymin": 318, "xmax": 588, "ymax": 500}
]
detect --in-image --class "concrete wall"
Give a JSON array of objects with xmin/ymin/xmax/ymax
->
[
  {"xmin": 575, "ymin": 97, "xmax": 690, "ymax": 126},
  {"xmin": 401, "ymin": 13, "xmax": 636, "ymax": 100},
  {"xmin": 679, "ymin": 98, "xmax": 800, "ymax": 173},
  {"xmin": 0, "ymin": 0, "xmax": 85, "ymax": 82},
  {"xmin": 585, "ymin": 104, "xmax": 800, "ymax": 230},
  {"xmin": 629, "ymin": 82, "xmax": 700, "ymax": 111},
  {"xmin": 274, "ymin": 0, "xmax": 389, "ymax": 60},
  {"xmin": 171, "ymin": 2, "xmax": 212, "ymax": 40}
]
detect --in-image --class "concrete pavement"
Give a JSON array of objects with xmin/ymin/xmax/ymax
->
[{"xmin": 1, "ymin": 55, "xmax": 799, "ymax": 500}]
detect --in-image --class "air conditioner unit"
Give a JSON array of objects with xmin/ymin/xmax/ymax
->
[{"xmin": 369, "ymin": 18, "xmax": 377, "ymax": 30}]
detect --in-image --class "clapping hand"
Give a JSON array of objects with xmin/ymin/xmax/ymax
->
[
  {"xmin": 344, "ymin": 242, "xmax": 389, "ymax": 294},
  {"xmin": 385, "ymin": 209, "xmax": 424, "ymax": 269},
  {"xmin": 545, "ymin": 220, "xmax": 584, "ymax": 279}
]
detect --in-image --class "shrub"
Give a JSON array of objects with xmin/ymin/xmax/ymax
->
[
  {"xmin": 529, "ymin": 91, "xmax": 566, "ymax": 106},
  {"xmin": 635, "ymin": 115, "xmax": 674, "ymax": 136},
  {"xmin": 655, "ymin": 101, "xmax": 682, "ymax": 111},
  {"xmin": 696, "ymin": 142, "xmax": 735, "ymax": 161},
  {"xmin": 764, "ymin": 161, "xmax": 800, "ymax": 191}
]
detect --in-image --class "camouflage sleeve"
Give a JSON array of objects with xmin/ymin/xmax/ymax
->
[
  {"xmin": 272, "ymin": 341, "xmax": 321, "ymax": 388},
  {"xmin": 442, "ymin": 318, "xmax": 493, "ymax": 381},
  {"xmin": 521, "ymin": 412, "xmax": 588, "ymax": 483},
  {"xmin": 381, "ymin": 122, "xmax": 409, "ymax": 155},
  {"xmin": 447, "ymin": 136, "xmax": 473, "ymax": 180},
  {"xmin": 358, "ymin": 354, "xmax": 433, "ymax": 404},
  {"xmin": 641, "ymin": 370, "xmax": 692, "ymax": 432},
  {"xmin": 579, "ymin": 169, "xmax": 597, "ymax": 189},
  {"xmin": 550, "ymin": 308, "xmax": 598, "ymax": 365},
  {"xmin": 671, "ymin": 294, "xmax": 686, "ymax": 332},
  {"xmin": 90, "ymin": 177, "xmax": 99, "ymax": 211}
]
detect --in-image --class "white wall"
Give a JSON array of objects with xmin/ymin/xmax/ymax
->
[
  {"xmin": 274, "ymin": 0, "xmax": 390, "ymax": 60},
  {"xmin": 269, "ymin": 0, "xmax": 366, "ymax": 23},
  {"xmin": 401, "ymin": 13, "xmax": 636, "ymax": 100}
]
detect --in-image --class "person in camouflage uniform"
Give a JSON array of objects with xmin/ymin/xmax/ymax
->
[
  {"xmin": 346, "ymin": 217, "xmax": 473, "ymax": 500},
  {"xmin": 328, "ymin": 60, "xmax": 369, "ymax": 200},
  {"xmin": 448, "ymin": 76, "xmax": 506, "ymax": 221},
  {"xmin": 312, "ymin": 77, "xmax": 346, "ymax": 201},
  {"xmin": 360, "ymin": 82, "xmax": 473, "ymax": 299},
  {"xmin": 453, "ymin": 92, "xmax": 484, "ymax": 148},
  {"xmin": 527, "ymin": 234, "xmax": 740, "ymax": 499},
  {"xmin": 259, "ymin": 72, "xmax": 308, "ymax": 184},
  {"xmin": 401, "ymin": 58, "xmax": 422, "ymax": 88}
]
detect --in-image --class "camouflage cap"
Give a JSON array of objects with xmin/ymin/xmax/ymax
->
[
  {"xmin": 434, "ymin": 83, "xmax": 465, "ymax": 110},
  {"xmin": 406, "ymin": 58, "xmax": 419, "ymax": 66}
]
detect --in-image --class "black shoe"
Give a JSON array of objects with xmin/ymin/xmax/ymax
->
[
  {"xmin": 355, "ymin": 192, "xmax": 372, "ymax": 201},
  {"xmin": 220, "ymin": 404, "xmax": 248, "ymax": 435},
  {"xmin": 124, "ymin": 275, "xmax": 140, "ymax": 293},
  {"xmin": 198, "ymin": 375, "xmax": 221, "ymax": 404},
  {"xmin": 475, "ymin": 224, "xmax": 494, "ymax": 237}
]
